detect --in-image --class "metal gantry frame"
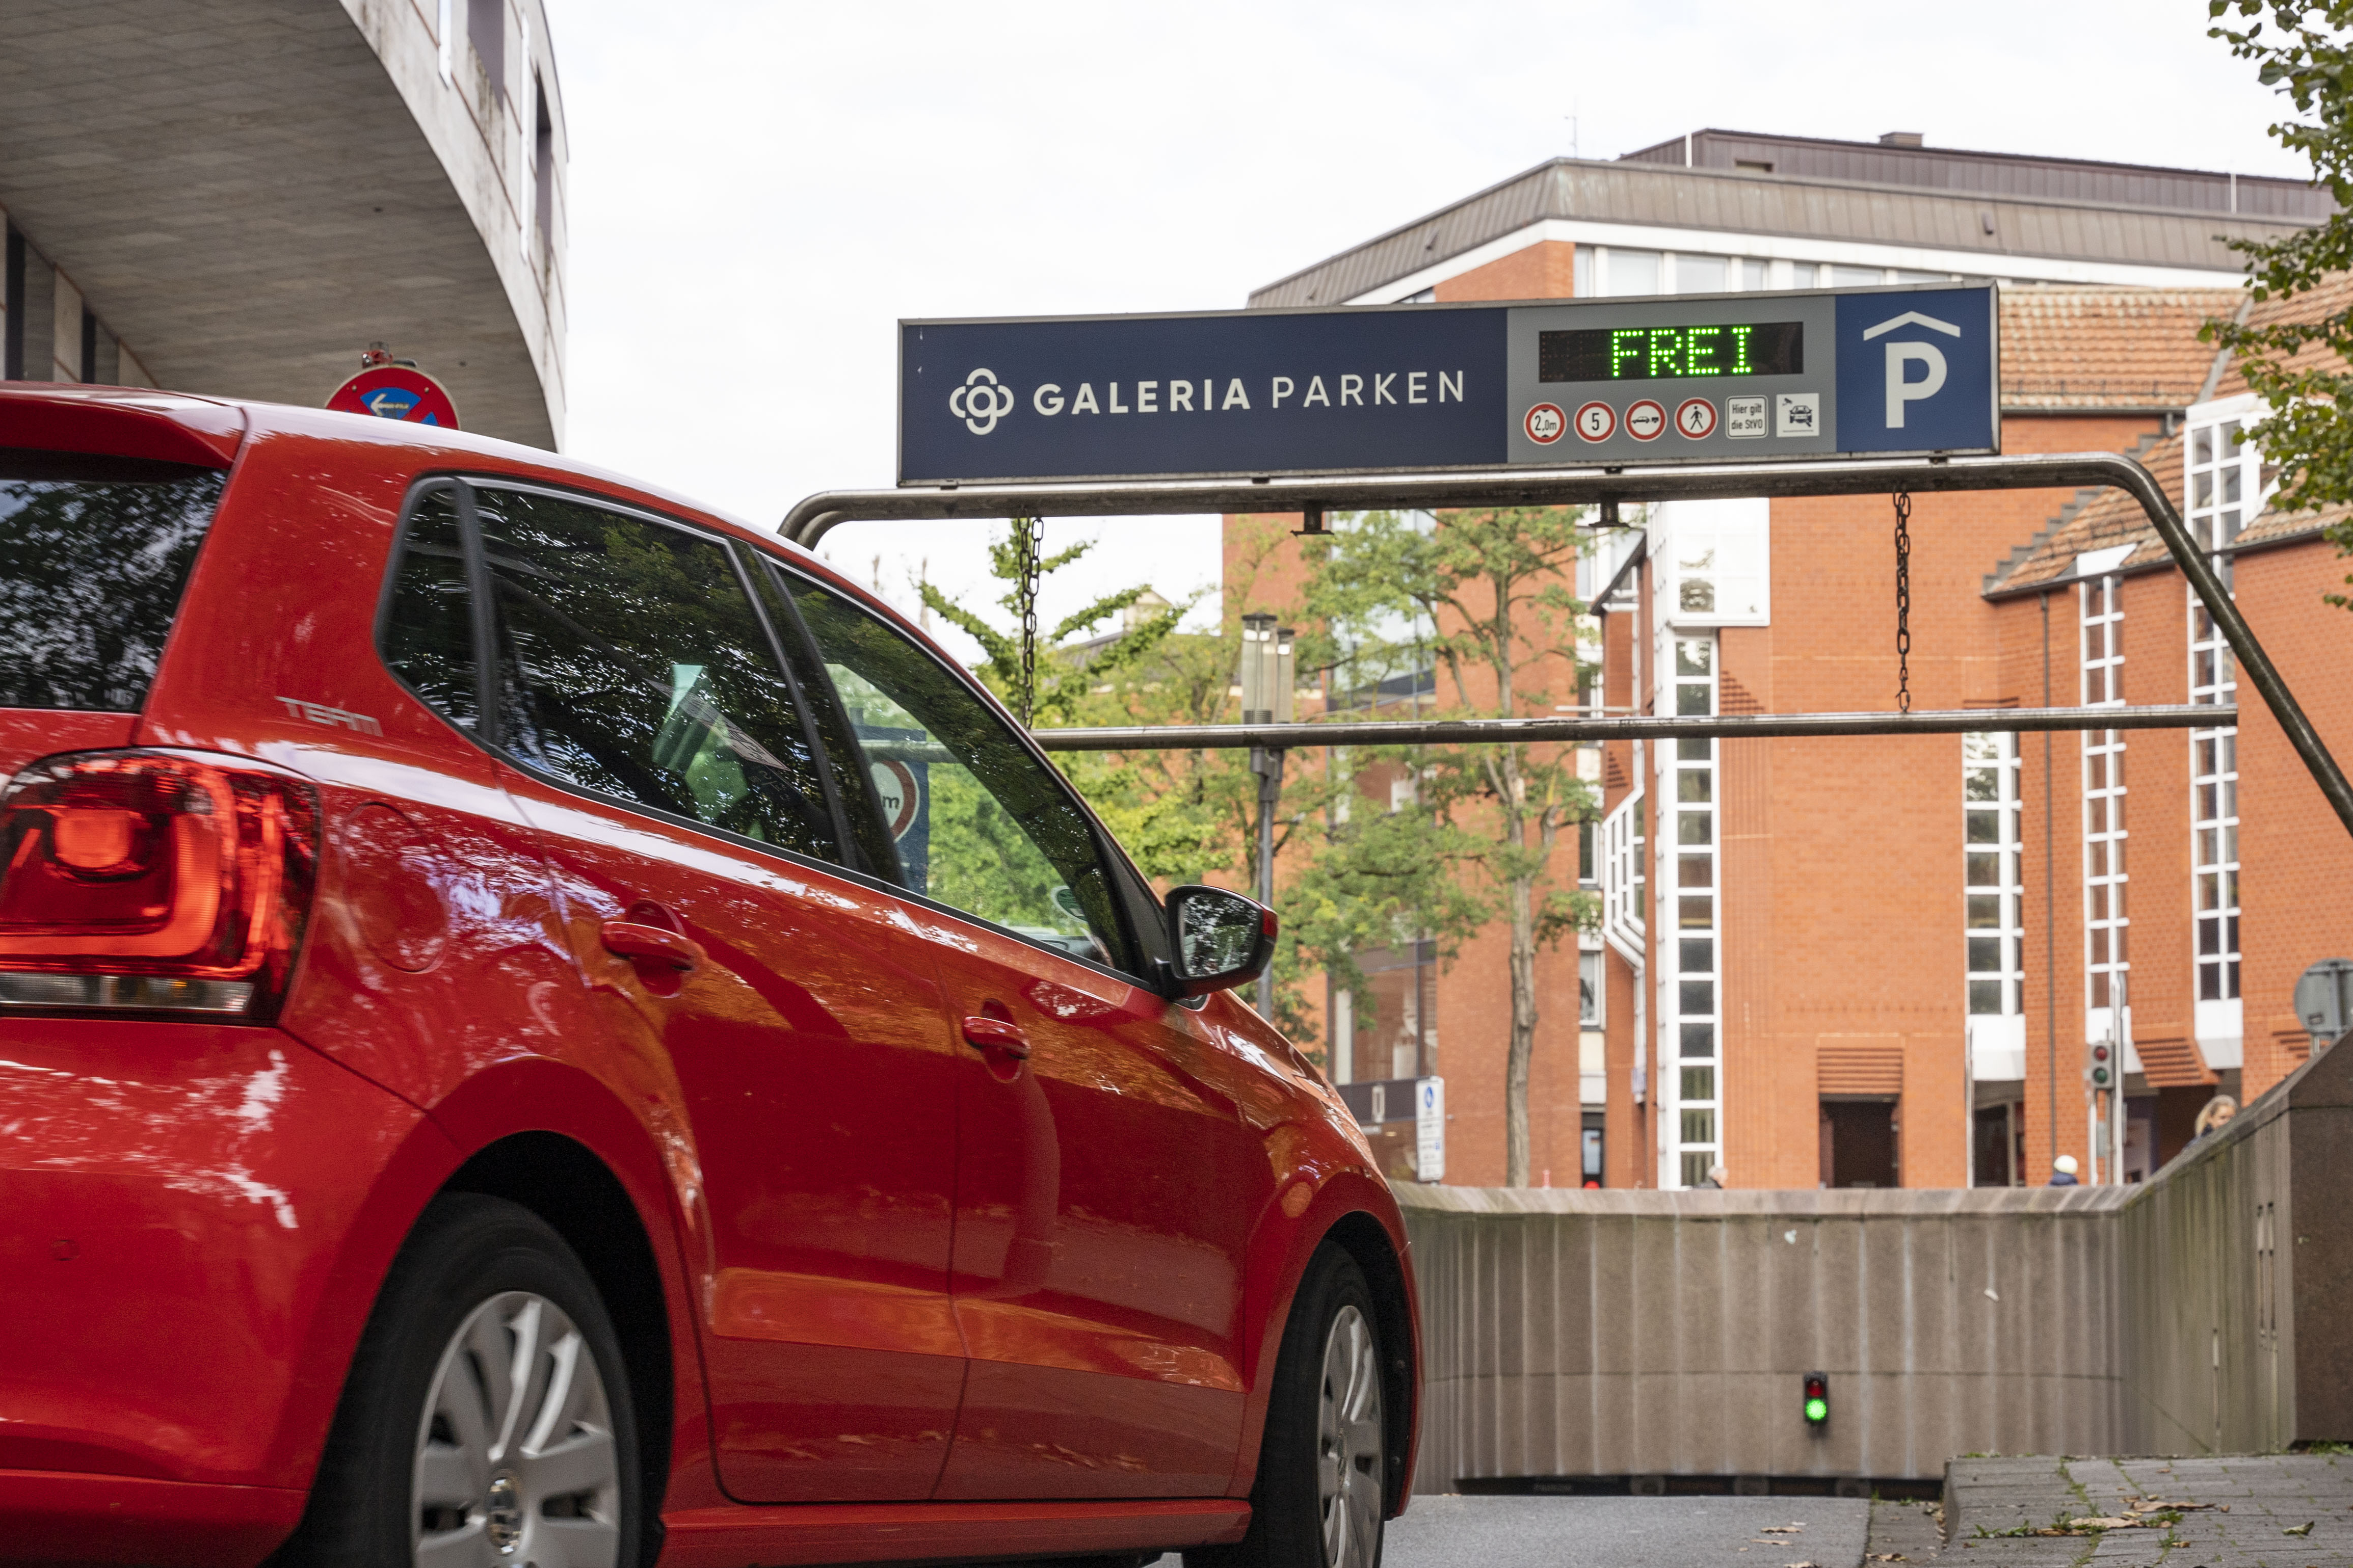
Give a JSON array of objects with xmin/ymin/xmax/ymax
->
[{"xmin": 783, "ymin": 449, "xmax": 2353, "ymax": 837}]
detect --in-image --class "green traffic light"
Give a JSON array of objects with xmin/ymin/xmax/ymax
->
[{"xmin": 1804, "ymin": 1397, "xmax": 1828, "ymax": 1423}]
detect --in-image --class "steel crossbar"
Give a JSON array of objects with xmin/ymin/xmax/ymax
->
[
  {"xmin": 781, "ymin": 450, "xmax": 2353, "ymax": 838},
  {"xmin": 1024, "ymin": 704, "xmax": 2236, "ymax": 753}
]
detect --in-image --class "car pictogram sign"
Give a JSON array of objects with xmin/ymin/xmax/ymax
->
[
  {"xmin": 1625, "ymin": 399, "xmax": 1667, "ymax": 441},
  {"xmin": 1675, "ymin": 397, "xmax": 1717, "ymax": 439},
  {"xmin": 1573, "ymin": 401, "xmax": 1616, "ymax": 443},
  {"xmin": 1524, "ymin": 403, "xmax": 1566, "ymax": 444}
]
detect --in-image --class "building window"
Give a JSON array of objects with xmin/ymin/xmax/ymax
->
[
  {"xmin": 1601, "ymin": 786, "xmax": 1645, "ymax": 953},
  {"xmin": 2190, "ymin": 728, "xmax": 2239, "ymax": 1001},
  {"xmin": 534, "ymin": 75, "xmax": 555, "ymax": 249},
  {"xmin": 2081, "ymin": 575, "xmax": 2129, "ymax": 1015},
  {"xmin": 468, "ymin": 0, "xmax": 506, "ymax": 101},
  {"xmin": 1357, "ymin": 941, "xmax": 1436, "ymax": 1082},
  {"xmin": 2186, "ymin": 417, "xmax": 2251, "ymax": 554},
  {"xmin": 2185, "ymin": 415, "xmax": 2255, "ymax": 1008},
  {"xmin": 1580, "ymin": 948, "xmax": 1604, "ymax": 1026},
  {"xmin": 1674, "ymin": 254, "xmax": 1728, "ymax": 294},
  {"xmin": 1607, "ymin": 249, "xmax": 1661, "ymax": 296},
  {"xmin": 1663, "ymin": 636, "xmax": 1719, "ymax": 1189},
  {"xmin": 1963, "ymin": 732, "xmax": 2024, "ymax": 1016},
  {"xmin": 1739, "ymin": 258, "xmax": 1767, "ymax": 290}
]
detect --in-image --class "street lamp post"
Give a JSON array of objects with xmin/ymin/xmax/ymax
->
[{"xmin": 1238, "ymin": 614, "xmax": 1294, "ymax": 1017}]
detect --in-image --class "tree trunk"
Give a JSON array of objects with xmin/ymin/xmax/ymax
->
[{"xmin": 1504, "ymin": 866, "xmax": 1539, "ymax": 1187}]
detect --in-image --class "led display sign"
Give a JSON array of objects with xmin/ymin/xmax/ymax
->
[
  {"xmin": 898, "ymin": 283, "xmax": 1996, "ymax": 482},
  {"xmin": 1538, "ymin": 323, "xmax": 1804, "ymax": 383}
]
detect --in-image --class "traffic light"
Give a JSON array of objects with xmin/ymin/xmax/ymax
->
[
  {"xmin": 2087, "ymin": 1041, "xmax": 2114, "ymax": 1091},
  {"xmin": 1803, "ymin": 1372, "xmax": 1829, "ymax": 1429}
]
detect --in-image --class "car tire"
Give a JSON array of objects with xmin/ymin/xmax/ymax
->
[
  {"xmin": 273, "ymin": 1192, "xmax": 643, "ymax": 1568},
  {"xmin": 1192, "ymin": 1244, "xmax": 1387, "ymax": 1568}
]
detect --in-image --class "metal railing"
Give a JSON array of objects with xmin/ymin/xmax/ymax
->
[{"xmin": 782, "ymin": 450, "xmax": 2353, "ymax": 838}]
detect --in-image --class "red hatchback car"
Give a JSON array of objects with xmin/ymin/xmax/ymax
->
[{"xmin": 0, "ymin": 388, "xmax": 1418, "ymax": 1568}]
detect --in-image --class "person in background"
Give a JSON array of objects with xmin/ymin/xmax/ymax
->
[
  {"xmin": 2048, "ymin": 1154, "xmax": 2080, "ymax": 1186},
  {"xmin": 2192, "ymin": 1095, "xmax": 2238, "ymax": 1141}
]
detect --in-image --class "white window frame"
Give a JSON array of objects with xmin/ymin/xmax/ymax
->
[
  {"xmin": 2080, "ymin": 574, "xmax": 2130, "ymax": 1042},
  {"xmin": 1657, "ymin": 633, "xmax": 1720, "ymax": 1190},
  {"xmin": 2183, "ymin": 395, "xmax": 2265, "ymax": 1060},
  {"xmin": 1963, "ymin": 732, "xmax": 2027, "ymax": 1080}
]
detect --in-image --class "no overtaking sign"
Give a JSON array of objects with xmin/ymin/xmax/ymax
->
[{"xmin": 897, "ymin": 284, "xmax": 1998, "ymax": 485}]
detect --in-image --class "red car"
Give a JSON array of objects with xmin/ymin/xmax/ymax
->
[{"xmin": 0, "ymin": 388, "xmax": 1417, "ymax": 1568}]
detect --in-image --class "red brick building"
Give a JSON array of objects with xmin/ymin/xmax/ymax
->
[{"xmin": 1231, "ymin": 131, "xmax": 2353, "ymax": 1188}]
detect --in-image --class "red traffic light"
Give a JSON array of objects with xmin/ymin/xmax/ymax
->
[{"xmin": 1803, "ymin": 1371, "xmax": 1829, "ymax": 1427}]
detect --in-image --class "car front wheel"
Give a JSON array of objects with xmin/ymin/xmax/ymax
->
[{"xmin": 1195, "ymin": 1244, "xmax": 1387, "ymax": 1568}]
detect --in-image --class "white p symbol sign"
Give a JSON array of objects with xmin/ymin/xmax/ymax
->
[
  {"xmin": 1863, "ymin": 309, "xmax": 1963, "ymax": 430},
  {"xmin": 1885, "ymin": 342, "xmax": 1947, "ymax": 428}
]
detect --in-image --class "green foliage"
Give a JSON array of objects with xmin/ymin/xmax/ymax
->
[
  {"xmin": 1298, "ymin": 506, "xmax": 1602, "ymax": 1184},
  {"xmin": 2204, "ymin": 3, "xmax": 2353, "ymax": 604},
  {"xmin": 1050, "ymin": 519, "xmax": 1349, "ymax": 1048},
  {"xmin": 923, "ymin": 765, "xmax": 1076, "ymax": 937},
  {"xmin": 917, "ymin": 518, "xmax": 1184, "ymax": 727}
]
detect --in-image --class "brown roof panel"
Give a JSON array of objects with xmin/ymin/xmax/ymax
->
[
  {"xmin": 1999, "ymin": 286, "xmax": 2242, "ymax": 411},
  {"xmin": 2208, "ymin": 270, "xmax": 2353, "ymax": 400},
  {"xmin": 1621, "ymin": 129, "xmax": 2332, "ymax": 222},
  {"xmin": 1981, "ymin": 425, "xmax": 2345, "ymax": 596}
]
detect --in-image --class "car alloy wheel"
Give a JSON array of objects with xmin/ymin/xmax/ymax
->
[
  {"xmin": 413, "ymin": 1290, "xmax": 622, "ymax": 1568},
  {"xmin": 1316, "ymin": 1303, "xmax": 1384, "ymax": 1568}
]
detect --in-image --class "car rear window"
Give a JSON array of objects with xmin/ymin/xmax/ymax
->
[{"xmin": 0, "ymin": 454, "xmax": 226, "ymax": 711}]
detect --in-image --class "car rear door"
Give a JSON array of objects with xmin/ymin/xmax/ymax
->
[
  {"xmin": 464, "ymin": 483, "xmax": 965, "ymax": 1503},
  {"xmin": 779, "ymin": 567, "xmax": 1267, "ymax": 1500}
]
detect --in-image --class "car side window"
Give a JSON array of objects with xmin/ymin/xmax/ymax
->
[
  {"xmin": 475, "ymin": 486, "xmax": 840, "ymax": 863},
  {"xmin": 377, "ymin": 486, "xmax": 480, "ymax": 730},
  {"xmin": 780, "ymin": 566, "xmax": 1135, "ymax": 974}
]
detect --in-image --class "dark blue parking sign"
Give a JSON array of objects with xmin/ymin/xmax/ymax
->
[{"xmin": 898, "ymin": 284, "xmax": 1997, "ymax": 484}]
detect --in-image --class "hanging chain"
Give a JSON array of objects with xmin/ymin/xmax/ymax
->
[
  {"xmin": 1893, "ymin": 490, "xmax": 1913, "ymax": 714},
  {"xmin": 1015, "ymin": 516, "xmax": 1041, "ymax": 728}
]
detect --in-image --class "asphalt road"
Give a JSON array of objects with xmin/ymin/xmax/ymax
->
[{"xmin": 1147, "ymin": 1495, "xmax": 1873, "ymax": 1568}]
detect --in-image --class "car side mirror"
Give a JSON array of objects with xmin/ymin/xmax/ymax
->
[{"xmin": 1165, "ymin": 885, "xmax": 1277, "ymax": 999}]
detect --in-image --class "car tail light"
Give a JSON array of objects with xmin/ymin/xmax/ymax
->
[{"xmin": 0, "ymin": 751, "xmax": 319, "ymax": 1019}]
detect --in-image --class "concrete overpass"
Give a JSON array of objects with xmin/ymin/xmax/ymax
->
[{"xmin": 0, "ymin": 0, "xmax": 565, "ymax": 448}]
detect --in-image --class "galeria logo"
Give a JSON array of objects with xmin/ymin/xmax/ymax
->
[{"xmin": 948, "ymin": 368, "xmax": 1016, "ymax": 436}]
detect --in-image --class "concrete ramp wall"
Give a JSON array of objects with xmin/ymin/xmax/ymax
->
[{"xmin": 1397, "ymin": 1033, "xmax": 2352, "ymax": 1491}]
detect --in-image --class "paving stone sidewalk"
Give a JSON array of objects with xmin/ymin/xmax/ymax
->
[{"xmin": 1864, "ymin": 1452, "xmax": 2353, "ymax": 1566}]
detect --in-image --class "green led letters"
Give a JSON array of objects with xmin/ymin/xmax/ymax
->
[
  {"xmin": 1685, "ymin": 326, "xmax": 1721, "ymax": 376},
  {"xmin": 1539, "ymin": 322, "xmax": 1800, "ymax": 383},
  {"xmin": 1647, "ymin": 328, "xmax": 1680, "ymax": 378},
  {"xmin": 1611, "ymin": 329, "xmax": 1644, "ymax": 378}
]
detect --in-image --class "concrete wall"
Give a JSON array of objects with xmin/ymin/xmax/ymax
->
[
  {"xmin": 2115, "ymin": 1030, "xmax": 2353, "ymax": 1455},
  {"xmin": 1397, "ymin": 1035, "xmax": 2352, "ymax": 1490},
  {"xmin": 1399, "ymin": 1184, "xmax": 2126, "ymax": 1489}
]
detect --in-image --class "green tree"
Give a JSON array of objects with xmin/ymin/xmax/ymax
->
[
  {"xmin": 2204, "ymin": 2, "xmax": 2353, "ymax": 604},
  {"xmin": 1052, "ymin": 517, "xmax": 1348, "ymax": 1047},
  {"xmin": 917, "ymin": 517, "xmax": 1183, "ymax": 725},
  {"xmin": 1301, "ymin": 507, "xmax": 1601, "ymax": 1187}
]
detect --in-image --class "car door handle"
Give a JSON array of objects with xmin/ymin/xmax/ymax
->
[
  {"xmin": 961, "ymin": 1015, "xmax": 1030, "ymax": 1059},
  {"xmin": 601, "ymin": 919, "xmax": 705, "ymax": 973}
]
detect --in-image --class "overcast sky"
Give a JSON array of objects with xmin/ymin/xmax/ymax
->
[{"xmin": 549, "ymin": 0, "xmax": 2308, "ymax": 660}]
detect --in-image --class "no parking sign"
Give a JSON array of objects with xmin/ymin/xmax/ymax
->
[{"xmin": 327, "ymin": 362, "xmax": 460, "ymax": 428}]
